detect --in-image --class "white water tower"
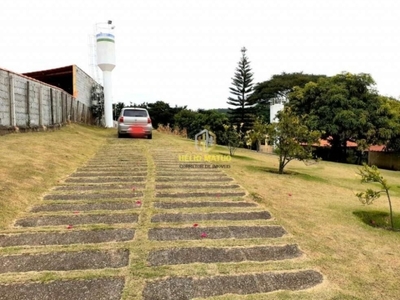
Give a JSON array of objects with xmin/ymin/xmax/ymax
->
[
  {"xmin": 270, "ymin": 97, "xmax": 284, "ymax": 123},
  {"xmin": 96, "ymin": 20, "xmax": 115, "ymax": 128}
]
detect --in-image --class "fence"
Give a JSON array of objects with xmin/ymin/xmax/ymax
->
[{"xmin": 0, "ymin": 68, "xmax": 91, "ymax": 134}]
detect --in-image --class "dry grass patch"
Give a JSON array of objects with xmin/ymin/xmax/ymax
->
[
  {"xmin": 209, "ymin": 145, "xmax": 400, "ymax": 299},
  {"xmin": 0, "ymin": 124, "xmax": 114, "ymax": 229},
  {"xmin": 146, "ymin": 132, "xmax": 400, "ymax": 299}
]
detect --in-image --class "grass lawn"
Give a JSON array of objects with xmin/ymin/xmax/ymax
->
[
  {"xmin": 1, "ymin": 127, "xmax": 400, "ymax": 299},
  {"xmin": 0, "ymin": 124, "xmax": 115, "ymax": 229},
  {"xmin": 157, "ymin": 133, "xmax": 400, "ymax": 299}
]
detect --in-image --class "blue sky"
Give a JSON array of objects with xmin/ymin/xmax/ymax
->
[{"xmin": 1, "ymin": 0, "xmax": 400, "ymax": 110}]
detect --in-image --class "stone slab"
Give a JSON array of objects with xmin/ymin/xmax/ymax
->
[
  {"xmin": 148, "ymin": 226, "xmax": 286, "ymax": 241},
  {"xmin": 0, "ymin": 277, "xmax": 125, "ymax": 300},
  {"xmin": 31, "ymin": 202, "xmax": 138, "ymax": 213},
  {"xmin": 156, "ymin": 172, "xmax": 224, "ymax": 176},
  {"xmin": 142, "ymin": 270, "xmax": 323, "ymax": 300},
  {"xmin": 156, "ymin": 174, "xmax": 229, "ymax": 179},
  {"xmin": 151, "ymin": 211, "xmax": 271, "ymax": 223},
  {"xmin": 0, "ymin": 228, "xmax": 135, "ymax": 247},
  {"xmin": 54, "ymin": 184, "xmax": 144, "ymax": 191},
  {"xmin": 154, "ymin": 201, "xmax": 257, "ymax": 209},
  {"xmin": 156, "ymin": 178, "xmax": 232, "ymax": 182},
  {"xmin": 156, "ymin": 192, "xmax": 245, "ymax": 198},
  {"xmin": 70, "ymin": 172, "xmax": 147, "ymax": 177},
  {"xmin": 85, "ymin": 162, "xmax": 147, "ymax": 166},
  {"xmin": 43, "ymin": 193, "xmax": 142, "ymax": 200},
  {"xmin": 15, "ymin": 213, "xmax": 138, "ymax": 227},
  {"xmin": 148, "ymin": 244, "xmax": 302, "ymax": 266},
  {"xmin": 77, "ymin": 167, "xmax": 147, "ymax": 172},
  {"xmin": 0, "ymin": 249, "xmax": 129, "ymax": 273},
  {"xmin": 65, "ymin": 177, "xmax": 146, "ymax": 183},
  {"xmin": 155, "ymin": 184, "xmax": 240, "ymax": 190},
  {"xmin": 157, "ymin": 170, "xmax": 222, "ymax": 174}
]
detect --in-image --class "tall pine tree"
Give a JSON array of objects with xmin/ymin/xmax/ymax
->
[{"xmin": 227, "ymin": 47, "xmax": 254, "ymax": 134}]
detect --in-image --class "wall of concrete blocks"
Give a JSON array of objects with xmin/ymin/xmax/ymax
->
[
  {"xmin": 75, "ymin": 66, "xmax": 96, "ymax": 108},
  {"xmin": 0, "ymin": 69, "xmax": 92, "ymax": 130}
]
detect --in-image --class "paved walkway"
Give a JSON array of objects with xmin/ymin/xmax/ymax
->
[{"xmin": 0, "ymin": 138, "xmax": 323, "ymax": 299}]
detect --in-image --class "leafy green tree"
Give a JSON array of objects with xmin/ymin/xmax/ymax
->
[
  {"xmin": 146, "ymin": 101, "xmax": 185, "ymax": 129},
  {"xmin": 252, "ymin": 102, "xmax": 270, "ymax": 124},
  {"xmin": 174, "ymin": 109, "xmax": 229, "ymax": 140},
  {"xmin": 113, "ymin": 102, "xmax": 125, "ymax": 120},
  {"xmin": 174, "ymin": 109, "xmax": 198, "ymax": 137},
  {"xmin": 267, "ymin": 107, "xmax": 321, "ymax": 174},
  {"xmin": 356, "ymin": 164, "xmax": 395, "ymax": 230},
  {"xmin": 245, "ymin": 117, "xmax": 268, "ymax": 151},
  {"xmin": 249, "ymin": 72, "xmax": 325, "ymax": 106},
  {"xmin": 288, "ymin": 72, "xmax": 394, "ymax": 162},
  {"xmin": 128, "ymin": 102, "xmax": 148, "ymax": 108},
  {"xmin": 125, "ymin": 101, "xmax": 186, "ymax": 129},
  {"xmin": 227, "ymin": 47, "xmax": 254, "ymax": 134},
  {"xmin": 379, "ymin": 96, "xmax": 400, "ymax": 152},
  {"xmin": 200, "ymin": 109, "xmax": 229, "ymax": 142},
  {"xmin": 221, "ymin": 124, "xmax": 244, "ymax": 156}
]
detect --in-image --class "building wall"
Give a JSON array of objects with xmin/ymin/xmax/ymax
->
[
  {"xmin": 75, "ymin": 65, "xmax": 97, "ymax": 108},
  {"xmin": 270, "ymin": 103, "xmax": 284, "ymax": 123},
  {"xmin": 0, "ymin": 67, "xmax": 92, "ymax": 132},
  {"xmin": 0, "ymin": 70, "xmax": 11, "ymax": 126},
  {"xmin": 368, "ymin": 151, "xmax": 400, "ymax": 171}
]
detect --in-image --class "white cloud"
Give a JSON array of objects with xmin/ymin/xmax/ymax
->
[{"xmin": 1, "ymin": 0, "xmax": 400, "ymax": 110}]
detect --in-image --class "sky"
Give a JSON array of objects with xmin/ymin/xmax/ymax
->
[{"xmin": 1, "ymin": 0, "xmax": 400, "ymax": 110}]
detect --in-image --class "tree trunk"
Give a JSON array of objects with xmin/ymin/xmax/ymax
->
[
  {"xmin": 342, "ymin": 140, "xmax": 348, "ymax": 163},
  {"xmin": 386, "ymin": 188, "xmax": 394, "ymax": 230},
  {"xmin": 279, "ymin": 158, "xmax": 285, "ymax": 174}
]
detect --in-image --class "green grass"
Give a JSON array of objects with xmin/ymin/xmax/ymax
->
[
  {"xmin": 2, "ymin": 129, "xmax": 400, "ymax": 299},
  {"xmin": 0, "ymin": 124, "xmax": 115, "ymax": 229},
  {"xmin": 353, "ymin": 210, "xmax": 400, "ymax": 231}
]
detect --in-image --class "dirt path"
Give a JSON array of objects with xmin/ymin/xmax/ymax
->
[{"xmin": 0, "ymin": 137, "xmax": 323, "ymax": 299}]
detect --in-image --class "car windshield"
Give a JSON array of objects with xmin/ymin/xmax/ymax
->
[{"xmin": 123, "ymin": 110, "xmax": 147, "ymax": 117}]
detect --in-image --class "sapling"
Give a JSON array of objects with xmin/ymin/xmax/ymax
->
[
  {"xmin": 356, "ymin": 163, "xmax": 394, "ymax": 230},
  {"xmin": 222, "ymin": 124, "xmax": 243, "ymax": 156}
]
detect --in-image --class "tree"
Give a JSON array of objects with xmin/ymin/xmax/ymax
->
[
  {"xmin": 113, "ymin": 102, "xmax": 125, "ymax": 121},
  {"xmin": 356, "ymin": 164, "xmax": 395, "ymax": 230},
  {"xmin": 221, "ymin": 124, "xmax": 244, "ymax": 156},
  {"xmin": 128, "ymin": 101, "xmax": 186, "ymax": 129},
  {"xmin": 267, "ymin": 107, "xmax": 321, "ymax": 174},
  {"xmin": 378, "ymin": 96, "xmax": 400, "ymax": 152},
  {"xmin": 174, "ymin": 109, "xmax": 229, "ymax": 140},
  {"xmin": 175, "ymin": 109, "xmax": 207, "ymax": 139},
  {"xmin": 245, "ymin": 117, "xmax": 268, "ymax": 151},
  {"xmin": 252, "ymin": 102, "xmax": 270, "ymax": 124},
  {"xmin": 249, "ymin": 72, "xmax": 325, "ymax": 106},
  {"xmin": 288, "ymin": 72, "xmax": 394, "ymax": 162},
  {"xmin": 146, "ymin": 101, "xmax": 185, "ymax": 129},
  {"xmin": 128, "ymin": 102, "xmax": 148, "ymax": 108},
  {"xmin": 227, "ymin": 47, "xmax": 254, "ymax": 134}
]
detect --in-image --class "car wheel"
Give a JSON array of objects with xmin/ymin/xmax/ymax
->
[
  {"xmin": 118, "ymin": 132, "xmax": 123, "ymax": 138},
  {"xmin": 148, "ymin": 133, "xmax": 152, "ymax": 139}
]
